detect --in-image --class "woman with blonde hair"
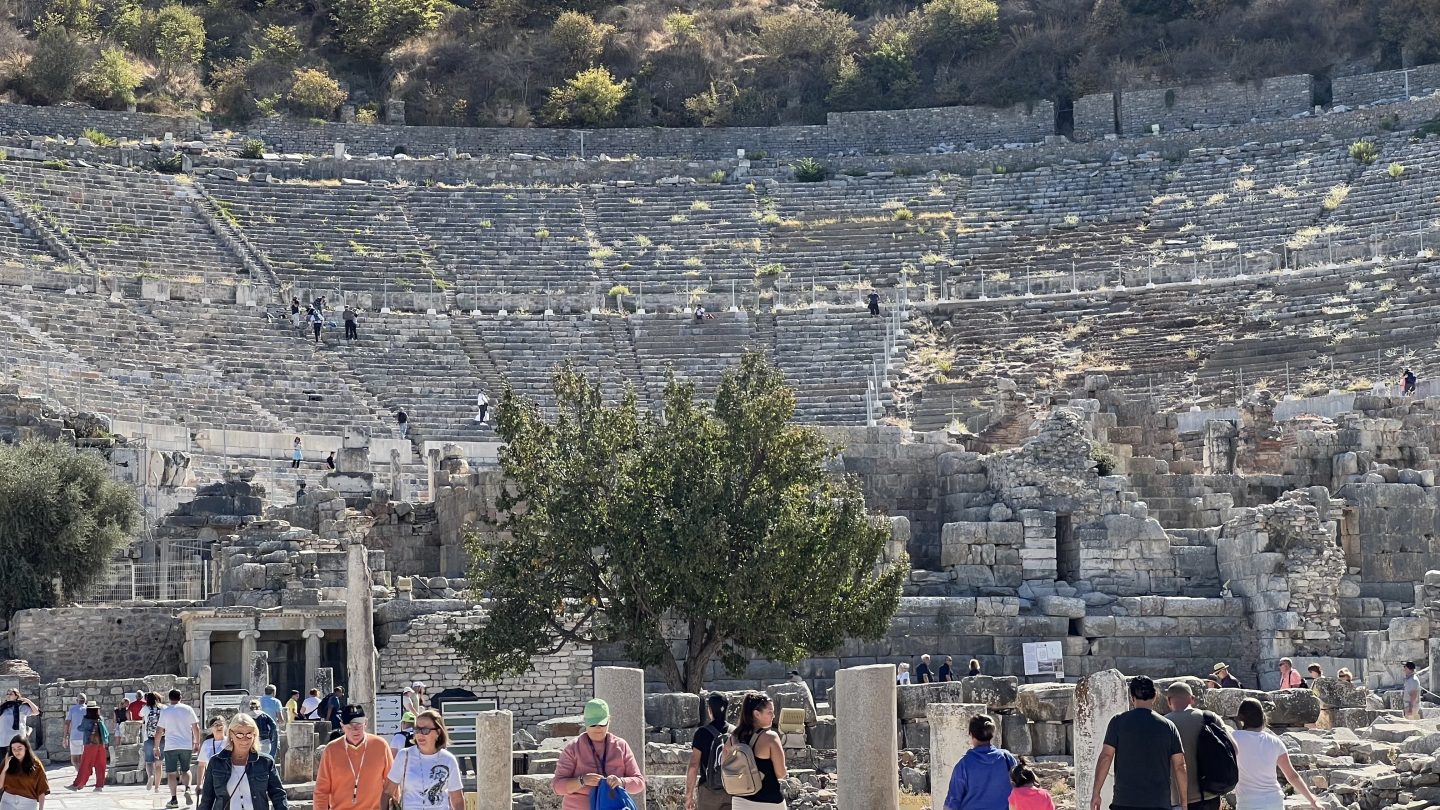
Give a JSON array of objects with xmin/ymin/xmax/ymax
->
[
  {"xmin": 197, "ymin": 713, "xmax": 286, "ymax": 810},
  {"xmin": 385, "ymin": 709, "xmax": 463, "ymax": 810}
]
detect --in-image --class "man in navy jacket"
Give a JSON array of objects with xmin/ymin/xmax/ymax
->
[{"xmin": 944, "ymin": 714, "xmax": 1017, "ymax": 810}]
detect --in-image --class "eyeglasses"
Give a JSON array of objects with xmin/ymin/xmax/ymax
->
[
  {"xmin": 232, "ymin": 732, "xmax": 256, "ymax": 739},
  {"xmin": 414, "ymin": 726, "xmax": 439, "ymax": 734}
]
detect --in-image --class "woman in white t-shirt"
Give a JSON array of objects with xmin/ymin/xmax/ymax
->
[
  {"xmin": 897, "ymin": 663, "xmax": 911, "ymax": 685},
  {"xmin": 196, "ymin": 717, "xmax": 228, "ymax": 787},
  {"xmin": 1232, "ymin": 697, "xmax": 1322, "ymax": 810},
  {"xmin": 384, "ymin": 710, "xmax": 463, "ymax": 810}
]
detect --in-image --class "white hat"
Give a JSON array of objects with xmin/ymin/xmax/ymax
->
[
  {"xmin": 403, "ymin": 686, "xmax": 414, "ymax": 693},
  {"xmin": 411, "ymin": 681, "xmax": 426, "ymax": 689}
]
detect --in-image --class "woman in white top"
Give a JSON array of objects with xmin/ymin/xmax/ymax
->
[
  {"xmin": 384, "ymin": 710, "xmax": 463, "ymax": 810},
  {"xmin": 1232, "ymin": 697, "xmax": 1322, "ymax": 810},
  {"xmin": 196, "ymin": 717, "xmax": 227, "ymax": 787},
  {"xmin": 198, "ymin": 713, "xmax": 286, "ymax": 810},
  {"xmin": 897, "ymin": 663, "xmax": 911, "ymax": 685}
]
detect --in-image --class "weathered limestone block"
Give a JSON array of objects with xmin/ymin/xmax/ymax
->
[
  {"xmin": 898, "ymin": 683, "xmax": 966, "ymax": 720},
  {"xmin": 765, "ymin": 682, "xmax": 818, "ymax": 726},
  {"xmin": 1017, "ymin": 683, "xmax": 1076, "ymax": 722},
  {"xmin": 1075, "ymin": 670, "xmax": 1128, "ymax": 810},
  {"xmin": 929, "ymin": 704, "xmax": 990, "ymax": 810},
  {"xmin": 1037, "ymin": 595, "xmax": 1087, "ymax": 619},
  {"xmin": 1001, "ymin": 713, "xmax": 1032, "ymax": 756},
  {"xmin": 1263, "ymin": 689, "xmax": 1321, "ymax": 726},
  {"xmin": 960, "ymin": 676, "xmax": 1019, "ymax": 709},
  {"xmin": 836, "ymin": 664, "xmax": 898, "ymax": 810},
  {"xmin": 644, "ymin": 693, "xmax": 701, "ymax": 730},
  {"xmin": 1312, "ymin": 677, "xmax": 1369, "ymax": 709}
]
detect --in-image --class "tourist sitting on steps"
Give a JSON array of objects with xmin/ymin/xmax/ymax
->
[
  {"xmin": 943, "ymin": 713, "xmax": 1015, "ymax": 810},
  {"xmin": 552, "ymin": 698, "xmax": 645, "ymax": 810},
  {"xmin": 1232, "ymin": 698, "xmax": 1321, "ymax": 810}
]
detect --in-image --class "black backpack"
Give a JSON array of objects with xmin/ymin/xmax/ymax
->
[
  {"xmin": 700, "ymin": 723, "xmax": 733, "ymax": 791},
  {"xmin": 1195, "ymin": 711, "xmax": 1239, "ymax": 796}
]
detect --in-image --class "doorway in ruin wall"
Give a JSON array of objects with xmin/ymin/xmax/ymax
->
[{"xmin": 1056, "ymin": 513, "xmax": 1077, "ymax": 583}]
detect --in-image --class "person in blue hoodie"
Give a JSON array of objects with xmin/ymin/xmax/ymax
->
[{"xmin": 944, "ymin": 714, "xmax": 1017, "ymax": 810}]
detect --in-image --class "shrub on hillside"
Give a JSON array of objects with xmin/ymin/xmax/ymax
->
[
  {"xmin": 331, "ymin": 0, "xmax": 440, "ymax": 56},
  {"xmin": 23, "ymin": 28, "xmax": 89, "ymax": 104},
  {"xmin": 286, "ymin": 67, "xmax": 345, "ymax": 118},
  {"xmin": 542, "ymin": 67, "xmax": 629, "ymax": 126},
  {"xmin": 240, "ymin": 138, "xmax": 265, "ymax": 158},
  {"xmin": 148, "ymin": 4, "xmax": 205, "ymax": 67},
  {"xmin": 1349, "ymin": 140, "xmax": 1378, "ymax": 165},
  {"xmin": 80, "ymin": 47, "xmax": 141, "ymax": 109},
  {"xmin": 549, "ymin": 12, "xmax": 611, "ymax": 70}
]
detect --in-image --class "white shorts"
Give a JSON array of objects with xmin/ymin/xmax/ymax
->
[
  {"xmin": 731, "ymin": 799, "xmax": 787, "ymax": 810},
  {"xmin": 69, "ymin": 741, "xmax": 84, "ymax": 757},
  {"xmin": 0, "ymin": 793, "xmax": 41, "ymax": 810}
]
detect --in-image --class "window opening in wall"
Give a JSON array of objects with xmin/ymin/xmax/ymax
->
[{"xmin": 1055, "ymin": 513, "xmax": 1076, "ymax": 583}]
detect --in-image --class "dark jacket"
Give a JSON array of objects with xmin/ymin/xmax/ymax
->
[{"xmin": 198, "ymin": 751, "xmax": 287, "ymax": 810}]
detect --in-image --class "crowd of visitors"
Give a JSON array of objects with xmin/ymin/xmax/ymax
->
[{"xmin": 904, "ymin": 655, "xmax": 983, "ymax": 684}]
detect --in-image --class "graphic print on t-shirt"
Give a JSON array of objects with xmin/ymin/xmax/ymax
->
[{"xmin": 423, "ymin": 764, "xmax": 451, "ymax": 805}]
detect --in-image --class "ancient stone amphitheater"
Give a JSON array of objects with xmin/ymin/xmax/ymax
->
[{"xmin": 11, "ymin": 64, "xmax": 1440, "ymax": 810}]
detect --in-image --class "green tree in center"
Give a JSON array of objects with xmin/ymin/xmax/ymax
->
[{"xmin": 451, "ymin": 352, "xmax": 905, "ymax": 692}]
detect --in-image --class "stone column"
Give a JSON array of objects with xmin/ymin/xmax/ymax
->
[
  {"xmin": 1075, "ymin": 669, "xmax": 1129, "ymax": 810},
  {"xmin": 189, "ymin": 630, "xmax": 212, "ymax": 678},
  {"xmin": 303, "ymin": 629, "xmax": 324, "ymax": 690},
  {"xmin": 199, "ymin": 665, "xmax": 213, "ymax": 699},
  {"xmin": 283, "ymin": 720, "xmax": 317, "ymax": 784},
  {"xmin": 836, "ymin": 664, "xmax": 898, "ymax": 810},
  {"xmin": 346, "ymin": 544, "xmax": 377, "ymax": 721},
  {"xmin": 248, "ymin": 651, "xmax": 270, "ymax": 703},
  {"xmin": 594, "ymin": 666, "xmax": 646, "ymax": 810},
  {"xmin": 239, "ymin": 629, "xmax": 261, "ymax": 675},
  {"xmin": 474, "ymin": 711, "xmax": 513, "ymax": 810},
  {"xmin": 928, "ymin": 703, "xmax": 990, "ymax": 810}
]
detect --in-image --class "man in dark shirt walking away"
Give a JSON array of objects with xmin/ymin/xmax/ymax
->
[
  {"xmin": 684, "ymin": 693, "xmax": 732, "ymax": 810},
  {"xmin": 915, "ymin": 654, "xmax": 934, "ymax": 684},
  {"xmin": 1164, "ymin": 681, "xmax": 1225, "ymax": 810},
  {"xmin": 1090, "ymin": 675, "xmax": 1187, "ymax": 810}
]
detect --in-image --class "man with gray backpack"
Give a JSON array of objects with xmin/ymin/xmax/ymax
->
[{"xmin": 686, "ymin": 693, "xmax": 733, "ymax": 810}]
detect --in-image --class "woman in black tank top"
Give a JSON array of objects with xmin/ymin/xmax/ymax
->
[{"xmin": 731, "ymin": 692, "xmax": 788, "ymax": 809}]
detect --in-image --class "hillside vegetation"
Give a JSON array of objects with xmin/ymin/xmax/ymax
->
[{"xmin": 0, "ymin": 0, "xmax": 1427, "ymax": 129}]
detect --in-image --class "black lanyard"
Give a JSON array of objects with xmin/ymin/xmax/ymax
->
[{"xmin": 584, "ymin": 736, "xmax": 608, "ymax": 777}]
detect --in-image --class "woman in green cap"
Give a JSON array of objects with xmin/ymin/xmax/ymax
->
[{"xmin": 552, "ymin": 698, "xmax": 646, "ymax": 810}]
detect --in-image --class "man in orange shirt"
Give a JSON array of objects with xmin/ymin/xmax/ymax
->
[{"xmin": 314, "ymin": 705, "xmax": 394, "ymax": 810}]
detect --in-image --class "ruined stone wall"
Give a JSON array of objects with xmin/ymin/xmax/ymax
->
[
  {"xmin": 377, "ymin": 610, "xmax": 591, "ymax": 727},
  {"xmin": 824, "ymin": 427, "xmax": 955, "ymax": 569},
  {"xmin": 10, "ymin": 607, "xmax": 185, "ymax": 681},
  {"xmin": 1072, "ymin": 93, "xmax": 1116, "ymax": 141},
  {"xmin": 1216, "ymin": 488, "xmax": 1347, "ymax": 666},
  {"xmin": 824, "ymin": 101, "xmax": 1054, "ymax": 152},
  {"xmin": 1116, "ymin": 75, "xmax": 1313, "ymax": 135},
  {"xmin": 0, "ymin": 103, "xmax": 207, "ymax": 140},
  {"xmin": 1337, "ymin": 483, "xmax": 1440, "ymax": 601},
  {"xmin": 362, "ymin": 501, "xmax": 444, "ymax": 577},
  {"xmin": 1332, "ymin": 64, "xmax": 1440, "ymax": 106},
  {"xmin": 38, "ymin": 674, "xmax": 197, "ymax": 753}
]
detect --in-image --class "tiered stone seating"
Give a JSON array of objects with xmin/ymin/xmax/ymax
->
[
  {"xmin": 2, "ymin": 162, "xmax": 242, "ymax": 280},
  {"xmin": 139, "ymin": 298, "xmax": 392, "ymax": 435},
  {"xmin": 764, "ymin": 177, "xmax": 963, "ymax": 296},
  {"xmin": 772, "ymin": 309, "xmax": 898, "ymax": 423},
  {"xmin": 629, "ymin": 311, "xmax": 758, "ymax": 405},
  {"xmin": 340, "ymin": 312, "xmax": 497, "ymax": 441},
  {"xmin": 592, "ymin": 185, "xmax": 763, "ymax": 301},
  {"xmin": 476, "ymin": 315, "xmax": 640, "ymax": 410},
  {"xmin": 405, "ymin": 187, "xmax": 590, "ymax": 301},
  {"xmin": 202, "ymin": 180, "xmax": 438, "ymax": 295},
  {"xmin": 1325, "ymin": 134, "xmax": 1440, "ymax": 245}
]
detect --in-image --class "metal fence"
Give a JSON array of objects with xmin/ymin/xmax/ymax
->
[{"xmin": 89, "ymin": 538, "xmax": 210, "ymax": 602}]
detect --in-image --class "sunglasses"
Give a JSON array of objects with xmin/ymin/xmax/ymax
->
[
  {"xmin": 414, "ymin": 726, "xmax": 439, "ymax": 734},
  {"xmin": 232, "ymin": 732, "xmax": 256, "ymax": 739}
]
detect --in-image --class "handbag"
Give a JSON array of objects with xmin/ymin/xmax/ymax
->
[
  {"xmin": 588, "ymin": 782, "xmax": 638, "ymax": 810},
  {"xmin": 389, "ymin": 747, "xmax": 409, "ymax": 810}
]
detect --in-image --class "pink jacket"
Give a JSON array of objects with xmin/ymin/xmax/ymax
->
[{"xmin": 552, "ymin": 733, "xmax": 646, "ymax": 810}]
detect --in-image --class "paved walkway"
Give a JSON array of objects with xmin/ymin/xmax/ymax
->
[{"xmin": 41, "ymin": 766, "xmax": 186, "ymax": 810}]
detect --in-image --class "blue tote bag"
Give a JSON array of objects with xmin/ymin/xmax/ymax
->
[{"xmin": 589, "ymin": 782, "xmax": 638, "ymax": 810}]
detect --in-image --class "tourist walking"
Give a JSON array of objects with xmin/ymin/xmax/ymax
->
[
  {"xmin": 249, "ymin": 700, "xmax": 279, "ymax": 758},
  {"xmin": 140, "ymin": 691, "xmax": 163, "ymax": 792},
  {"xmin": 67, "ymin": 701, "xmax": 109, "ymax": 792},
  {"xmin": 1403, "ymin": 368, "xmax": 1417, "ymax": 396},
  {"xmin": 128, "ymin": 692, "xmax": 145, "ymax": 721},
  {"xmin": 404, "ymin": 684, "xmax": 427, "ymax": 717},
  {"xmin": 943, "ymin": 714, "xmax": 1016, "ymax": 810},
  {"xmin": 1007, "ymin": 759, "xmax": 1054, "ymax": 810},
  {"xmin": 313, "ymin": 705, "xmax": 393, "ymax": 810},
  {"xmin": 1164, "ymin": 681, "xmax": 1230, "ymax": 810},
  {"xmin": 326, "ymin": 452, "xmax": 336, "ymax": 471},
  {"xmin": 938, "ymin": 656, "xmax": 955, "ymax": 682},
  {"xmin": 1403, "ymin": 661, "xmax": 1422, "ymax": 719},
  {"xmin": 284, "ymin": 691, "xmax": 301, "ymax": 723},
  {"xmin": 1276, "ymin": 658, "xmax": 1303, "ymax": 689},
  {"xmin": 260, "ymin": 687, "xmax": 286, "ymax": 732},
  {"xmin": 897, "ymin": 663, "xmax": 911, "ymax": 685},
  {"xmin": 300, "ymin": 690, "xmax": 321, "ymax": 720},
  {"xmin": 395, "ymin": 410, "xmax": 409, "ymax": 439},
  {"xmin": 1232, "ymin": 698, "xmax": 1322, "ymax": 810},
  {"xmin": 915, "ymin": 655, "xmax": 934, "ymax": 684},
  {"xmin": 1088, "ymin": 676, "xmax": 1187, "ymax": 810},
  {"xmin": 62, "ymin": 695, "xmax": 87, "ymax": 763},
  {"xmin": 389, "ymin": 713, "xmax": 416, "ymax": 752},
  {"xmin": 155, "ymin": 688, "xmax": 201, "ymax": 809},
  {"xmin": 0, "ymin": 735, "xmax": 49, "ymax": 810},
  {"xmin": 343, "ymin": 306, "xmax": 358, "ymax": 341},
  {"xmin": 1337, "ymin": 668, "xmax": 1356, "ymax": 685},
  {"xmin": 384, "ymin": 710, "xmax": 463, "ymax": 810},
  {"xmin": 196, "ymin": 717, "xmax": 227, "ymax": 788},
  {"xmin": 474, "ymin": 392, "xmax": 489, "ymax": 424},
  {"xmin": 112, "ymin": 697, "xmax": 130, "ymax": 726},
  {"xmin": 552, "ymin": 698, "xmax": 645, "ymax": 810},
  {"xmin": 319, "ymin": 687, "xmax": 345, "ymax": 733},
  {"xmin": 1209, "ymin": 663, "xmax": 1240, "ymax": 689},
  {"xmin": 290, "ymin": 298, "xmax": 302, "ymax": 330},
  {"xmin": 968, "ymin": 659, "xmax": 982, "ymax": 677},
  {"xmin": 867, "ymin": 291, "xmax": 880, "ymax": 316},
  {"xmin": 1305, "ymin": 664, "xmax": 1323, "ymax": 686},
  {"xmin": 685, "ymin": 693, "xmax": 732, "ymax": 810},
  {"xmin": 724, "ymin": 692, "xmax": 785, "ymax": 809},
  {"xmin": 198, "ymin": 713, "xmax": 287, "ymax": 810},
  {"xmin": 291, "ymin": 437, "xmax": 303, "ymax": 469},
  {"xmin": 308, "ymin": 308, "xmax": 323, "ymax": 344},
  {"xmin": 0, "ymin": 691, "xmax": 37, "ymax": 743}
]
